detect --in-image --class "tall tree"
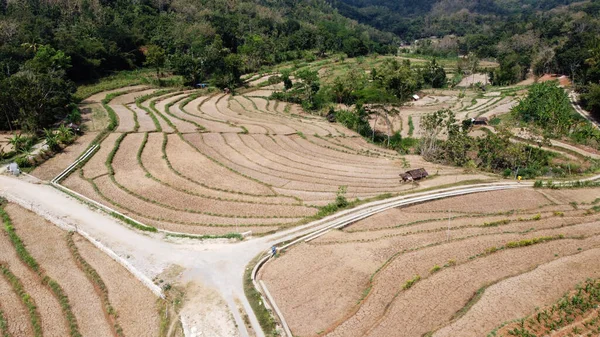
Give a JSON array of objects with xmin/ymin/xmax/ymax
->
[{"xmin": 144, "ymin": 45, "xmax": 166, "ymax": 81}]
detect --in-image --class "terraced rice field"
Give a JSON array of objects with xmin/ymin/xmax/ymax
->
[
  {"xmin": 0, "ymin": 201, "xmax": 161, "ymax": 337},
  {"xmin": 259, "ymin": 187, "xmax": 600, "ymax": 337},
  {"xmin": 55, "ymin": 86, "xmax": 486, "ymax": 236},
  {"xmin": 372, "ymin": 88, "xmax": 522, "ymax": 139}
]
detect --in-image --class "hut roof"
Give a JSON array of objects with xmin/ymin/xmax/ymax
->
[{"xmin": 406, "ymin": 168, "xmax": 428, "ymax": 179}]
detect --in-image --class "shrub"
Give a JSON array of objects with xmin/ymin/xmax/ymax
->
[
  {"xmin": 489, "ymin": 117, "xmax": 501, "ymax": 126},
  {"xmin": 0, "ymin": 310, "xmax": 8, "ymax": 337},
  {"xmin": 481, "ymin": 219, "xmax": 511, "ymax": 227},
  {"xmin": 505, "ymin": 235, "xmax": 564, "ymax": 249},
  {"xmin": 485, "ymin": 246, "xmax": 499, "ymax": 255},
  {"xmin": 430, "ymin": 265, "xmax": 441, "ymax": 273},
  {"xmin": 335, "ymin": 186, "xmax": 348, "ymax": 208},
  {"xmin": 66, "ymin": 105, "xmax": 82, "ymax": 124},
  {"xmin": 408, "ymin": 116, "xmax": 414, "ymax": 136},
  {"xmin": 403, "ymin": 275, "xmax": 421, "ymax": 290},
  {"xmin": 15, "ymin": 155, "xmax": 33, "ymax": 168}
]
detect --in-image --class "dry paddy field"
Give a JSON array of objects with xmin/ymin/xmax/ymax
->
[
  {"xmin": 259, "ymin": 187, "xmax": 600, "ymax": 337},
  {"xmin": 372, "ymin": 88, "xmax": 522, "ymax": 139},
  {"xmin": 0, "ymin": 200, "xmax": 161, "ymax": 337},
  {"xmin": 47, "ymin": 86, "xmax": 489, "ymax": 236}
]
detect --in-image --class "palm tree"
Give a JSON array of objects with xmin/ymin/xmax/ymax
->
[
  {"xmin": 44, "ymin": 129, "xmax": 60, "ymax": 151},
  {"xmin": 9, "ymin": 134, "xmax": 24, "ymax": 152},
  {"xmin": 57, "ymin": 124, "xmax": 74, "ymax": 144}
]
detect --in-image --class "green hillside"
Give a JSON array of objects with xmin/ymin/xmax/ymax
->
[{"xmin": 0, "ymin": 0, "xmax": 396, "ymax": 131}]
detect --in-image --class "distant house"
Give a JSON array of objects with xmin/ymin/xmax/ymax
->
[
  {"xmin": 472, "ymin": 117, "xmax": 489, "ymax": 125},
  {"xmin": 400, "ymin": 168, "xmax": 429, "ymax": 182}
]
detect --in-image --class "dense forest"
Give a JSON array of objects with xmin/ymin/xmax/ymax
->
[
  {"xmin": 328, "ymin": 0, "xmax": 585, "ymax": 40},
  {"xmin": 2, "ymin": 0, "xmax": 600, "ymax": 132},
  {"xmin": 330, "ymin": 0, "xmax": 600, "ymax": 116},
  {"xmin": 0, "ymin": 0, "xmax": 396, "ymax": 131}
]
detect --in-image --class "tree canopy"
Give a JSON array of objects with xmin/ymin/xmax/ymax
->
[{"xmin": 0, "ymin": 0, "xmax": 398, "ymax": 131}]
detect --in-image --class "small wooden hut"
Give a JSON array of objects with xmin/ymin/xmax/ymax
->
[
  {"xmin": 472, "ymin": 117, "xmax": 489, "ymax": 125},
  {"xmin": 400, "ymin": 168, "xmax": 429, "ymax": 182}
]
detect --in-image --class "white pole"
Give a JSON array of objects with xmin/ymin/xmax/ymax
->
[{"xmin": 447, "ymin": 208, "xmax": 451, "ymax": 241}]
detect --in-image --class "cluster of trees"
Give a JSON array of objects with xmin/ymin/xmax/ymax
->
[
  {"xmin": 512, "ymin": 82, "xmax": 600, "ymax": 149},
  {"xmin": 414, "ymin": 82, "xmax": 600, "ymax": 178},
  {"xmin": 0, "ymin": 46, "xmax": 75, "ymax": 132},
  {"xmin": 0, "ymin": 0, "xmax": 398, "ymax": 132},
  {"xmin": 334, "ymin": 0, "xmax": 600, "ymax": 98},
  {"xmin": 330, "ymin": 0, "xmax": 584, "ymax": 42},
  {"xmin": 419, "ymin": 109, "xmax": 571, "ymax": 179},
  {"xmin": 273, "ymin": 58, "xmax": 446, "ymax": 111}
]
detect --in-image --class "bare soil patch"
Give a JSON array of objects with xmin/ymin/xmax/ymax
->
[
  {"xmin": 182, "ymin": 96, "xmax": 243, "ymax": 133},
  {"xmin": 81, "ymin": 85, "xmax": 149, "ymax": 104},
  {"xmin": 458, "ymin": 73, "xmax": 490, "ymax": 87},
  {"xmin": 542, "ymin": 187, "xmax": 600, "ymax": 205},
  {"xmin": 109, "ymin": 88, "xmax": 157, "ymax": 105},
  {"xmin": 141, "ymin": 133, "xmax": 298, "ymax": 205},
  {"xmin": 402, "ymin": 189, "xmax": 550, "ymax": 214},
  {"xmin": 93, "ymin": 174, "xmax": 296, "ymax": 227},
  {"xmin": 112, "ymin": 133, "xmax": 314, "ymax": 217},
  {"xmin": 491, "ymin": 278, "xmax": 600, "ymax": 337},
  {"xmin": 365, "ymin": 238, "xmax": 600, "ymax": 337},
  {"xmin": 31, "ymin": 131, "xmax": 98, "ymax": 181},
  {"xmin": 112, "ymin": 104, "xmax": 137, "ymax": 132},
  {"xmin": 0, "ymin": 270, "xmax": 33, "ymax": 337},
  {"xmin": 81, "ymin": 132, "xmax": 121, "ymax": 179},
  {"xmin": 73, "ymin": 233, "xmax": 161, "ymax": 337},
  {"xmin": 128, "ymin": 103, "xmax": 156, "ymax": 132},
  {"xmin": 141, "ymin": 95, "xmax": 175, "ymax": 133},
  {"xmin": 435, "ymin": 247, "xmax": 600, "ymax": 336},
  {"xmin": 169, "ymin": 133, "xmax": 274, "ymax": 195}
]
